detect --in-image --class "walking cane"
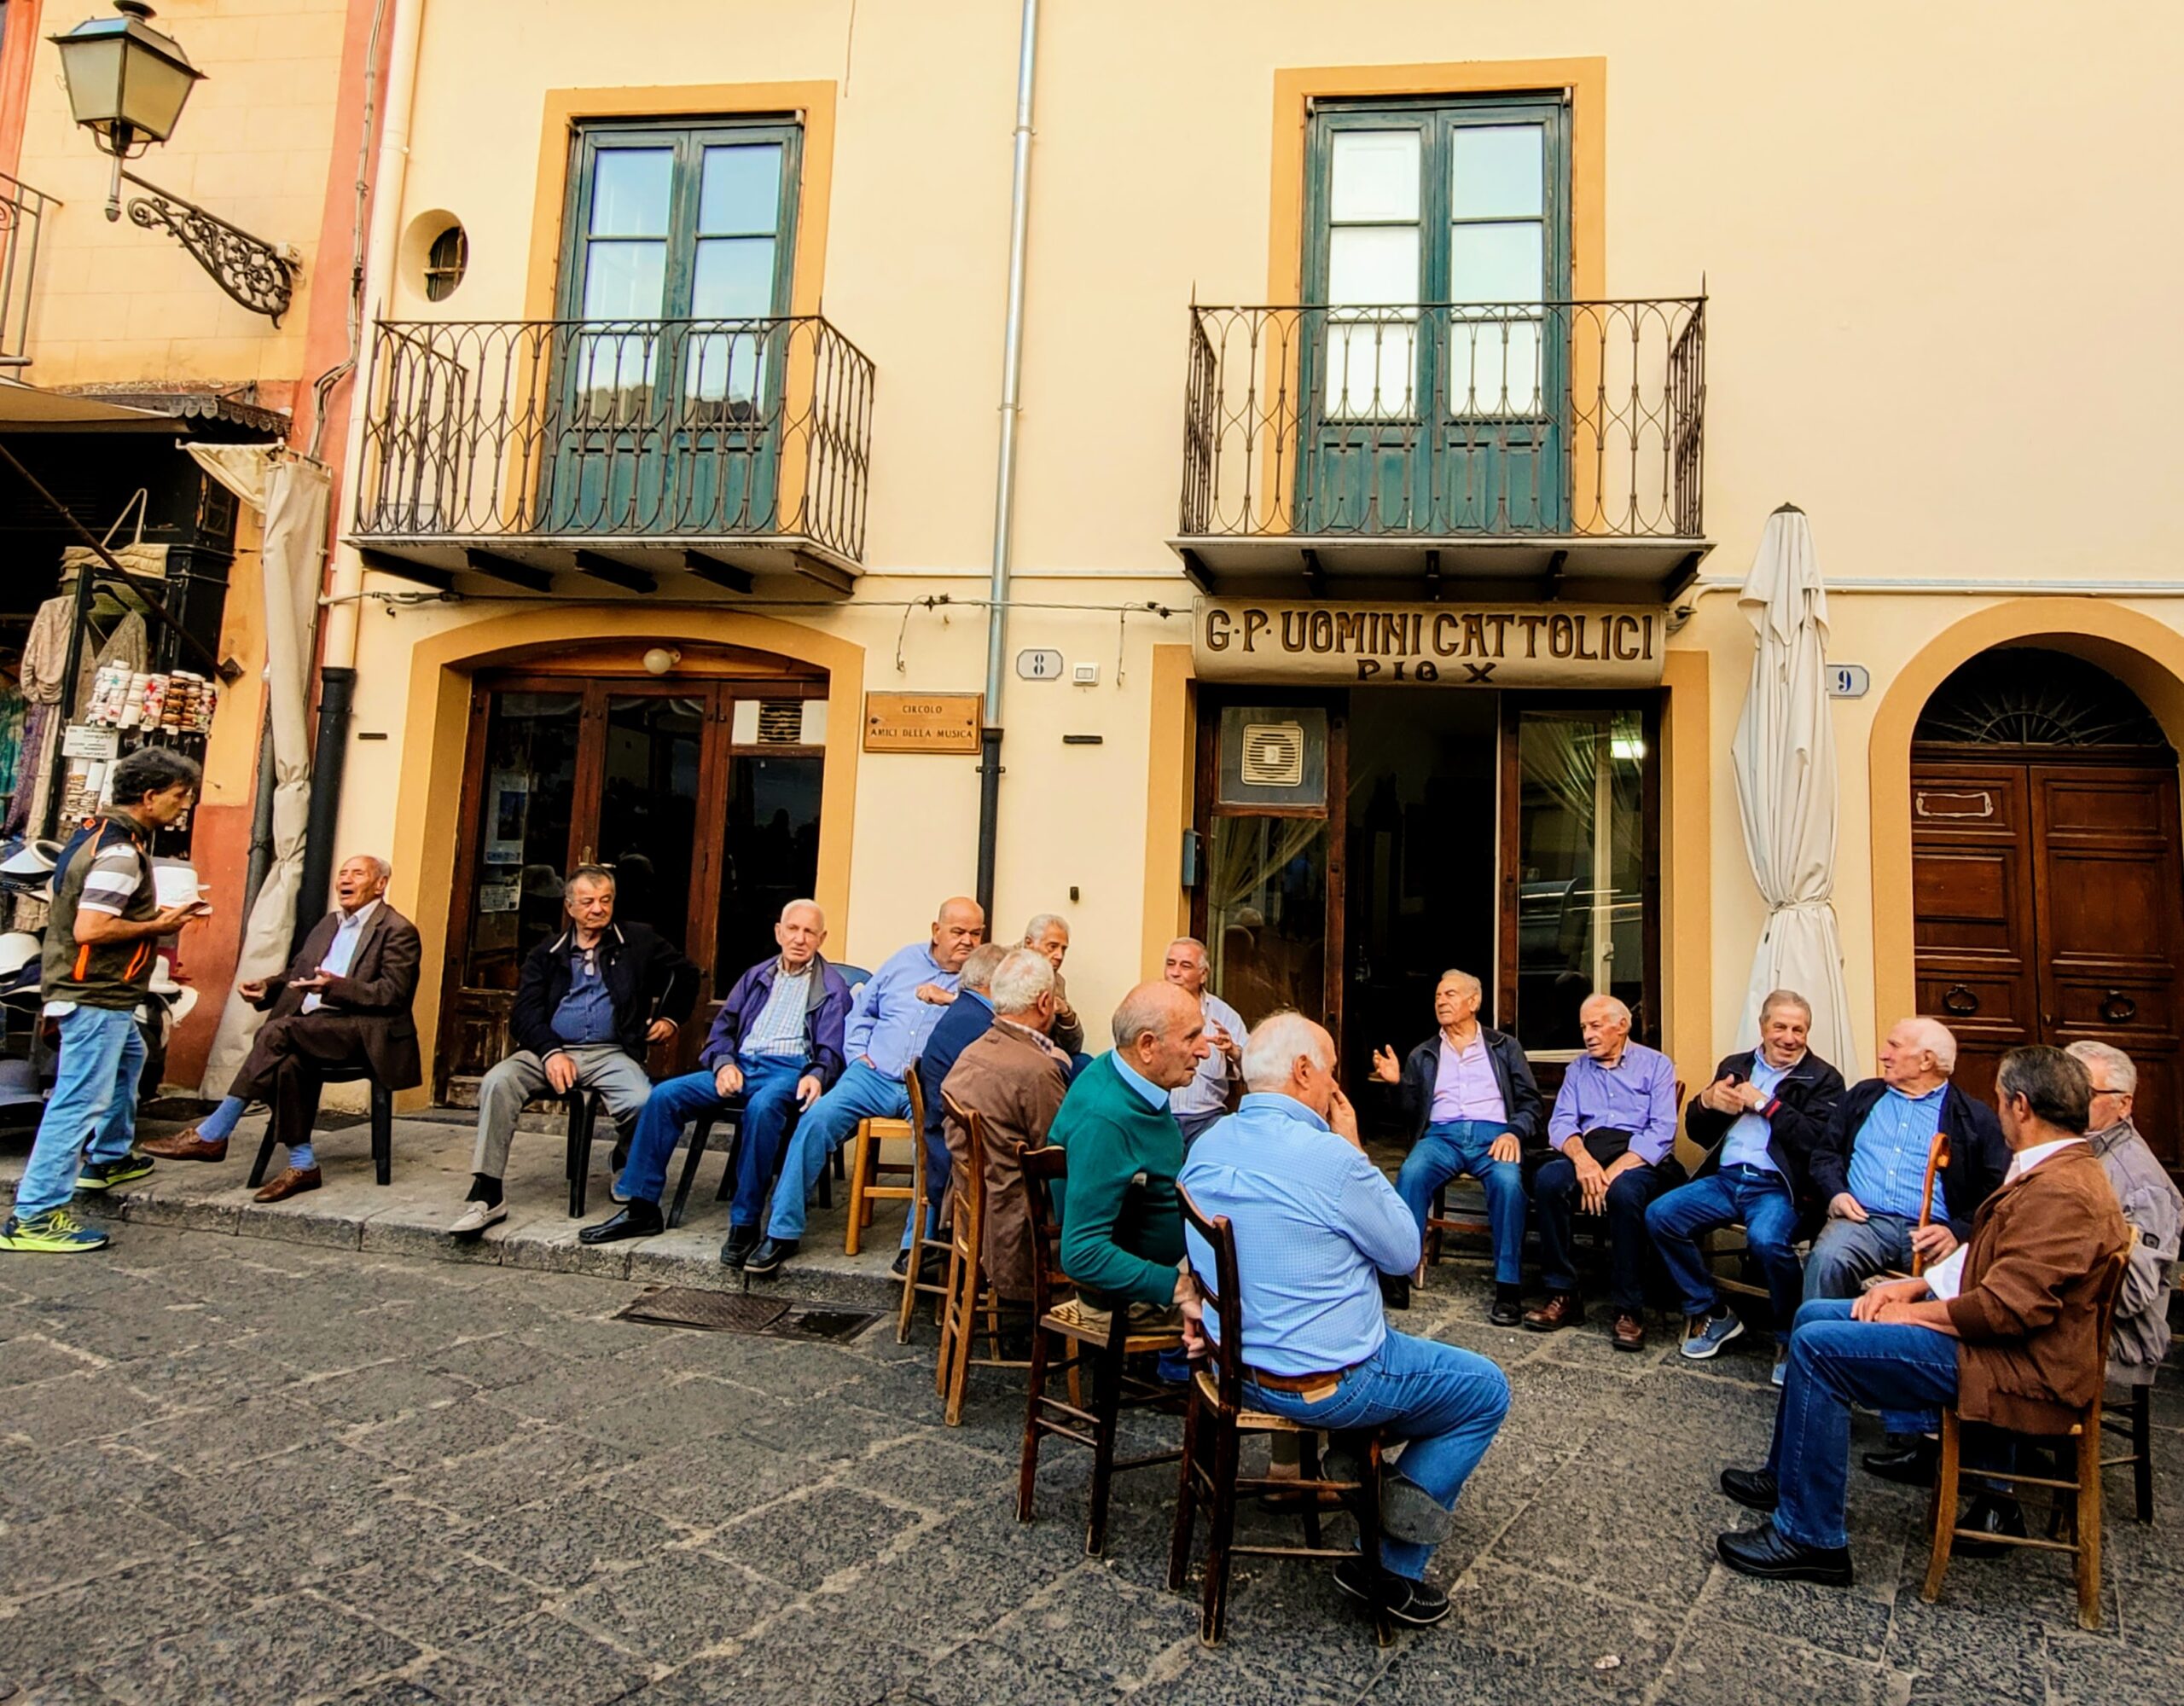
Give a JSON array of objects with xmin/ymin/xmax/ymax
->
[{"xmin": 1910, "ymin": 1131, "xmax": 1951, "ymax": 1277}]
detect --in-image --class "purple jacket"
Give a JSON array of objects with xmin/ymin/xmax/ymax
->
[{"xmin": 700, "ymin": 953, "xmax": 852, "ymax": 1087}]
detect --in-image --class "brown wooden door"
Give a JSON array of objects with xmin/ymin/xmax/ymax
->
[{"xmin": 1914, "ymin": 755, "xmax": 2183, "ymax": 1174}]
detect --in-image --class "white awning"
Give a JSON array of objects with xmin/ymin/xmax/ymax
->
[{"xmin": 0, "ymin": 380, "xmax": 180, "ymax": 431}]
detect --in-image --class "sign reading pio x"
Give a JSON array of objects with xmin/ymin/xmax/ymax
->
[{"xmin": 1190, "ymin": 598, "xmax": 1668, "ymax": 687}]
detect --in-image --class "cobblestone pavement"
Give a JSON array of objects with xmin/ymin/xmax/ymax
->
[{"xmin": 2, "ymin": 1223, "xmax": 2180, "ymax": 1705}]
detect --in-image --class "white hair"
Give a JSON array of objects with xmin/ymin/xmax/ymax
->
[
  {"xmin": 988, "ymin": 947, "xmax": 1055, "ymax": 1017},
  {"xmin": 779, "ymin": 897, "xmax": 826, "ymax": 927},
  {"xmin": 346, "ymin": 853, "xmax": 392, "ymax": 881},
  {"xmin": 1903, "ymin": 1016, "xmax": 1958, "ymax": 1075},
  {"xmin": 1581, "ymin": 994, "xmax": 1631, "ymax": 1026},
  {"xmin": 2065, "ymin": 1038, "xmax": 2136, "ymax": 1095},
  {"xmin": 1438, "ymin": 968, "xmax": 1483, "ymax": 1002},
  {"xmin": 1023, "ymin": 913, "xmax": 1068, "ymax": 943},
  {"xmin": 1240, "ymin": 1011, "xmax": 1333, "ymax": 1093}
]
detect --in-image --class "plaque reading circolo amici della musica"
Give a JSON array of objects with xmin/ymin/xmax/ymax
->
[
  {"xmin": 1191, "ymin": 598, "xmax": 1668, "ymax": 688},
  {"xmin": 863, "ymin": 692, "xmax": 984, "ymax": 753}
]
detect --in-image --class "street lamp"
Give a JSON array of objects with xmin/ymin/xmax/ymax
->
[{"xmin": 49, "ymin": 3, "xmax": 295, "ymax": 322}]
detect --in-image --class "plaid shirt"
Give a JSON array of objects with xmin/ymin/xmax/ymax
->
[{"xmin": 741, "ymin": 960, "xmax": 815, "ymax": 1058}]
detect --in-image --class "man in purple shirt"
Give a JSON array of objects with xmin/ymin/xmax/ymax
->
[{"xmin": 1525, "ymin": 994, "xmax": 1682, "ymax": 1350}]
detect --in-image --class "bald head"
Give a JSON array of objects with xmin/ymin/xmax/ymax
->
[
  {"xmin": 1109, "ymin": 979, "xmax": 1209, "ymax": 1091},
  {"xmin": 1880, "ymin": 1016, "xmax": 1957, "ymax": 1093},
  {"xmin": 931, "ymin": 897, "xmax": 986, "ymax": 973},
  {"xmin": 1579, "ymin": 994, "xmax": 1632, "ymax": 1063}
]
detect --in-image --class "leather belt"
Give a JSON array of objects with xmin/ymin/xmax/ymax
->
[{"xmin": 1245, "ymin": 1361, "xmax": 1356, "ymax": 1402}]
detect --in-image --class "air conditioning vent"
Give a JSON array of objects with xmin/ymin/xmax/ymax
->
[
  {"xmin": 1239, "ymin": 722, "xmax": 1305, "ymax": 787},
  {"xmin": 755, "ymin": 700, "xmax": 804, "ymax": 745}
]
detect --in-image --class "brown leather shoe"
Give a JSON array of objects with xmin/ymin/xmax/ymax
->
[
  {"xmin": 253, "ymin": 1166, "xmax": 322, "ymax": 1204},
  {"xmin": 1521, "ymin": 1292, "xmax": 1584, "ymax": 1333},
  {"xmin": 1612, "ymin": 1311, "xmax": 1647, "ymax": 1352},
  {"xmin": 141, "ymin": 1129, "xmax": 227, "ymax": 1163}
]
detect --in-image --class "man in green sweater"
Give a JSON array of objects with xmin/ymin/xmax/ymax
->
[{"xmin": 1051, "ymin": 980, "xmax": 1210, "ymax": 1323}]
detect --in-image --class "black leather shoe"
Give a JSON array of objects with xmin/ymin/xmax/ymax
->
[
  {"xmin": 1719, "ymin": 1466, "xmax": 1780, "ymax": 1512},
  {"xmin": 744, "ymin": 1236, "xmax": 799, "ymax": 1276},
  {"xmin": 719, "ymin": 1225, "xmax": 759, "ymax": 1268},
  {"xmin": 578, "ymin": 1201, "xmax": 663, "ymax": 1245},
  {"xmin": 1949, "ymin": 1493, "xmax": 2028, "ymax": 1558},
  {"xmin": 1333, "ymin": 1559, "xmax": 1450, "ymax": 1628},
  {"xmin": 1380, "ymin": 1272, "xmax": 1411, "ymax": 1311},
  {"xmin": 1489, "ymin": 1289, "xmax": 1524, "ymax": 1327},
  {"xmin": 1715, "ymin": 1522, "xmax": 1853, "ymax": 1586},
  {"xmin": 1861, "ymin": 1437, "xmax": 1938, "ymax": 1488}
]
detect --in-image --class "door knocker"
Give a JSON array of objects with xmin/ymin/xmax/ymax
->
[
  {"xmin": 2100, "ymin": 989, "xmax": 2138, "ymax": 1024},
  {"xmin": 1941, "ymin": 984, "xmax": 1979, "ymax": 1018}
]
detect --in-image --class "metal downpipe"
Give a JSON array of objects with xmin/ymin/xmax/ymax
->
[{"xmin": 974, "ymin": 0, "xmax": 1040, "ymax": 921}]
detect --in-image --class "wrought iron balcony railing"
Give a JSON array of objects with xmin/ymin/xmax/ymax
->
[
  {"xmin": 0, "ymin": 172, "xmax": 56, "ymax": 369},
  {"xmin": 354, "ymin": 314, "xmax": 874, "ymax": 566},
  {"xmin": 1180, "ymin": 298, "xmax": 1705, "ymax": 544}
]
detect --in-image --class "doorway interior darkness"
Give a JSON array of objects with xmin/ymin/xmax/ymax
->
[
  {"xmin": 1192, "ymin": 685, "xmax": 1661, "ymax": 1133},
  {"xmin": 1911, "ymin": 646, "xmax": 2183, "ymax": 1178},
  {"xmin": 435, "ymin": 652, "xmax": 826, "ymax": 1100}
]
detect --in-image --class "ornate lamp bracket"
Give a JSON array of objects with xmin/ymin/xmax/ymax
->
[{"xmin": 119, "ymin": 169, "xmax": 299, "ymax": 325}]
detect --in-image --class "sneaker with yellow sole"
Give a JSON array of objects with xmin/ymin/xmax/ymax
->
[{"xmin": 0, "ymin": 1208, "xmax": 111, "ymax": 1253}]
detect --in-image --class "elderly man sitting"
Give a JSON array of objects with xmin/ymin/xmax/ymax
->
[
  {"xmin": 2065, "ymin": 1041, "xmax": 2181, "ymax": 1389},
  {"xmin": 578, "ymin": 899, "xmax": 851, "ymax": 1258},
  {"xmin": 1647, "ymin": 989, "xmax": 1846, "ymax": 1383},
  {"xmin": 1180, "ymin": 1012, "xmax": 1511, "ymax": 1628},
  {"xmin": 1372, "ymin": 967, "xmax": 1542, "ymax": 1323},
  {"xmin": 747, "ymin": 897, "xmax": 985, "ymax": 1276},
  {"xmin": 1048, "ymin": 981, "xmax": 1209, "ymax": 1329},
  {"xmin": 940, "ymin": 946, "xmax": 1072, "ymax": 1303},
  {"xmin": 1021, "ymin": 913, "xmax": 1086, "ymax": 1058},
  {"xmin": 1715, "ymin": 1046, "xmax": 2130, "ymax": 1587},
  {"xmin": 1525, "ymin": 994, "xmax": 1681, "ymax": 1349},
  {"xmin": 1162, "ymin": 936, "xmax": 1246, "ymax": 1145}
]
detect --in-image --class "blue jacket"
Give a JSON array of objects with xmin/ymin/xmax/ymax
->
[
  {"xmin": 700, "ymin": 953, "xmax": 853, "ymax": 1088},
  {"xmin": 918, "ymin": 989, "xmax": 996, "ymax": 1152}
]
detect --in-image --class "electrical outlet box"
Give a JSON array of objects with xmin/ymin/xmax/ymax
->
[{"xmin": 1072, "ymin": 662, "xmax": 1100, "ymax": 685}]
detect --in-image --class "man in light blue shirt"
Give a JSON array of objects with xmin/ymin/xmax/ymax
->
[
  {"xmin": 1179, "ymin": 1013, "xmax": 1509, "ymax": 1629},
  {"xmin": 748, "ymin": 896, "xmax": 985, "ymax": 1276}
]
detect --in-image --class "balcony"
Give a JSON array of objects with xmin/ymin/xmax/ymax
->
[
  {"xmin": 350, "ymin": 315, "xmax": 874, "ymax": 597},
  {"xmin": 0, "ymin": 172, "xmax": 56, "ymax": 370},
  {"xmin": 1173, "ymin": 298, "xmax": 1709, "ymax": 602}
]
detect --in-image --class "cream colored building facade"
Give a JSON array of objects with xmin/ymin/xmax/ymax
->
[{"xmin": 316, "ymin": 0, "xmax": 2184, "ymax": 1173}]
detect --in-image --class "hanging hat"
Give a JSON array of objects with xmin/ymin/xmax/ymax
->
[
  {"xmin": 0, "ymin": 838, "xmax": 64, "ymax": 876},
  {"xmin": 147, "ymin": 959, "xmax": 200, "ymax": 1025},
  {"xmin": 0, "ymin": 930, "xmax": 40, "ymax": 981}
]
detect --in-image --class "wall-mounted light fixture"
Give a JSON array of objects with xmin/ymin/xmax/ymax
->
[{"xmin": 49, "ymin": 3, "xmax": 299, "ymax": 322}]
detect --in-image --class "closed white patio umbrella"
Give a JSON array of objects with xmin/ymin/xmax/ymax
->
[{"xmin": 1732, "ymin": 503, "xmax": 1859, "ymax": 1077}]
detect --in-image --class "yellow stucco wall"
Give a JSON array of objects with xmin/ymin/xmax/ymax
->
[
  {"xmin": 330, "ymin": 1, "xmax": 2184, "ymax": 1088},
  {"xmin": 10, "ymin": 0, "xmax": 349, "ymax": 390}
]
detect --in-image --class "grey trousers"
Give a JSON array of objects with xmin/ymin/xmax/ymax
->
[
  {"xmin": 1802, "ymin": 1211, "xmax": 1920, "ymax": 1302},
  {"xmin": 473, "ymin": 1045, "xmax": 654, "ymax": 1179}
]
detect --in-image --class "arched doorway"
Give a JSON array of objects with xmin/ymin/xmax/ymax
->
[
  {"xmin": 1911, "ymin": 646, "xmax": 2183, "ymax": 1165},
  {"xmin": 433, "ymin": 636, "xmax": 828, "ymax": 1099}
]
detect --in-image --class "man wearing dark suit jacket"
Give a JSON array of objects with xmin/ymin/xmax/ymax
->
[
  {"xmin": 1371, "ymin": 968, "xmax": 1544, "ymax": 1323},
  {"xmin": 143, "ymin": 854, "xmax": 421, "ymax": 1202},
  {"xmin": 1647, "ymin": 989, "xmax": 1846, "ymax": 1383}
]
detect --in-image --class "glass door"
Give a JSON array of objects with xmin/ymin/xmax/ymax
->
[{"xmin": 436, "ymin": 673, "xmax": 825, "ymax": 1094}]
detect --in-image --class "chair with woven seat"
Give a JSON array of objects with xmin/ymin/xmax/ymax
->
[
  {"xmin": 1168, "ymin": 1182, "xmax": 1393, "ymax": 1648},
  {"xmin": 1015, "ymin": 1143, "xmax": 1184, "ymax": 1554},
  {"xmin": 934, "ymin": 1094, "xmax": 1032, "ymax": 1425},
  {"xmin": 247, "ymin": 1065, "xmax": 394, "ymax": 1190},
  {"xmin": 1921, "ymin": 1248, "xmax": 2132, "ymax": 1630}
]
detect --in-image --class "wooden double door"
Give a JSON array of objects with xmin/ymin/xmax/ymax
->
[{"xmin": 1912, "ymin": 751, "xmax": 2183, "ymax": 1172}]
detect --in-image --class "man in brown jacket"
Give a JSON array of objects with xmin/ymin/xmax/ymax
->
[
  {"xmin": 1712, "ymin": 1044, "xmax": 2129, "ymax": 1587},
  {"xmin": 940, "ymin": 945, "xmax": 1070, "ymax": 1301}
]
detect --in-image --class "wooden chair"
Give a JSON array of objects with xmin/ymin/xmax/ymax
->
[
  {"xmin": 1169, "ymin": 1182, "xmax": 1393, "ymax": 1648},
  {"xmin": 934, "ymin": 1094, "xmax": 1031, "ymax": 1425},
  {"xmin": 894, "ymin": 1065, "xmax": 952, "ymax": 1342},
  {"xmin": 1921, "ymin": 1250, "xmax": 2132, "ymax": 1630},
  {"xmin": 845, "ymin": 1065, "xmax": 920, "ymax": 1256},
  {"xmin": 247, "ymin": 1065, "xmax": 394, "ymax": 1189},
  {"xmin": 2100, "ymin": 1382, "xmax": 2156, "ymax": 1525},
  {"xmin": 1015, "ymin": 1144, "xmax": 1184, "ymax": 1554}
]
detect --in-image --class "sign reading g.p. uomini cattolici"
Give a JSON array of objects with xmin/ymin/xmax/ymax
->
[{"xmin": 1191, "ymin": 598, "xmax": 1668, "ymax": 687}]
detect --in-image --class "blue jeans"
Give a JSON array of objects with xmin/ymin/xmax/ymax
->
[
  {"xmin": 1246, "ymin": 1328, "xmax": 1510, "ymax": 1580},
  {"xmin": 1393, "ymin": 1120, "xmax": 1526, "ymax": 1285},
  {"xmin": 14, "ymin": 1006, "xmax": 146, "ymax": 1221},
  {"xmin": 764, "ymin": 1058, "xmax": 909, "ymax": 1240},
  {"xmin": 1646, "ymin": 1166, "xmax": 1804, "ymax": 1343},
  {"xmin": 1763, "ymin": 1298, "xmax": 1960, "ymax": 1550},
  {"xmin": 1804, "ymin": 1212, "xmax": 1919, "ymax": 1301},
  {"xmin": 616, "ymin": 1054, "xmax": 809, "ymax": 1228}
]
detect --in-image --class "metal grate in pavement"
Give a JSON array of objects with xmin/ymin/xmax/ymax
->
[{"xmin": 613, "ymin": 1287, "xmax": 881, "ymax": 1343}]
